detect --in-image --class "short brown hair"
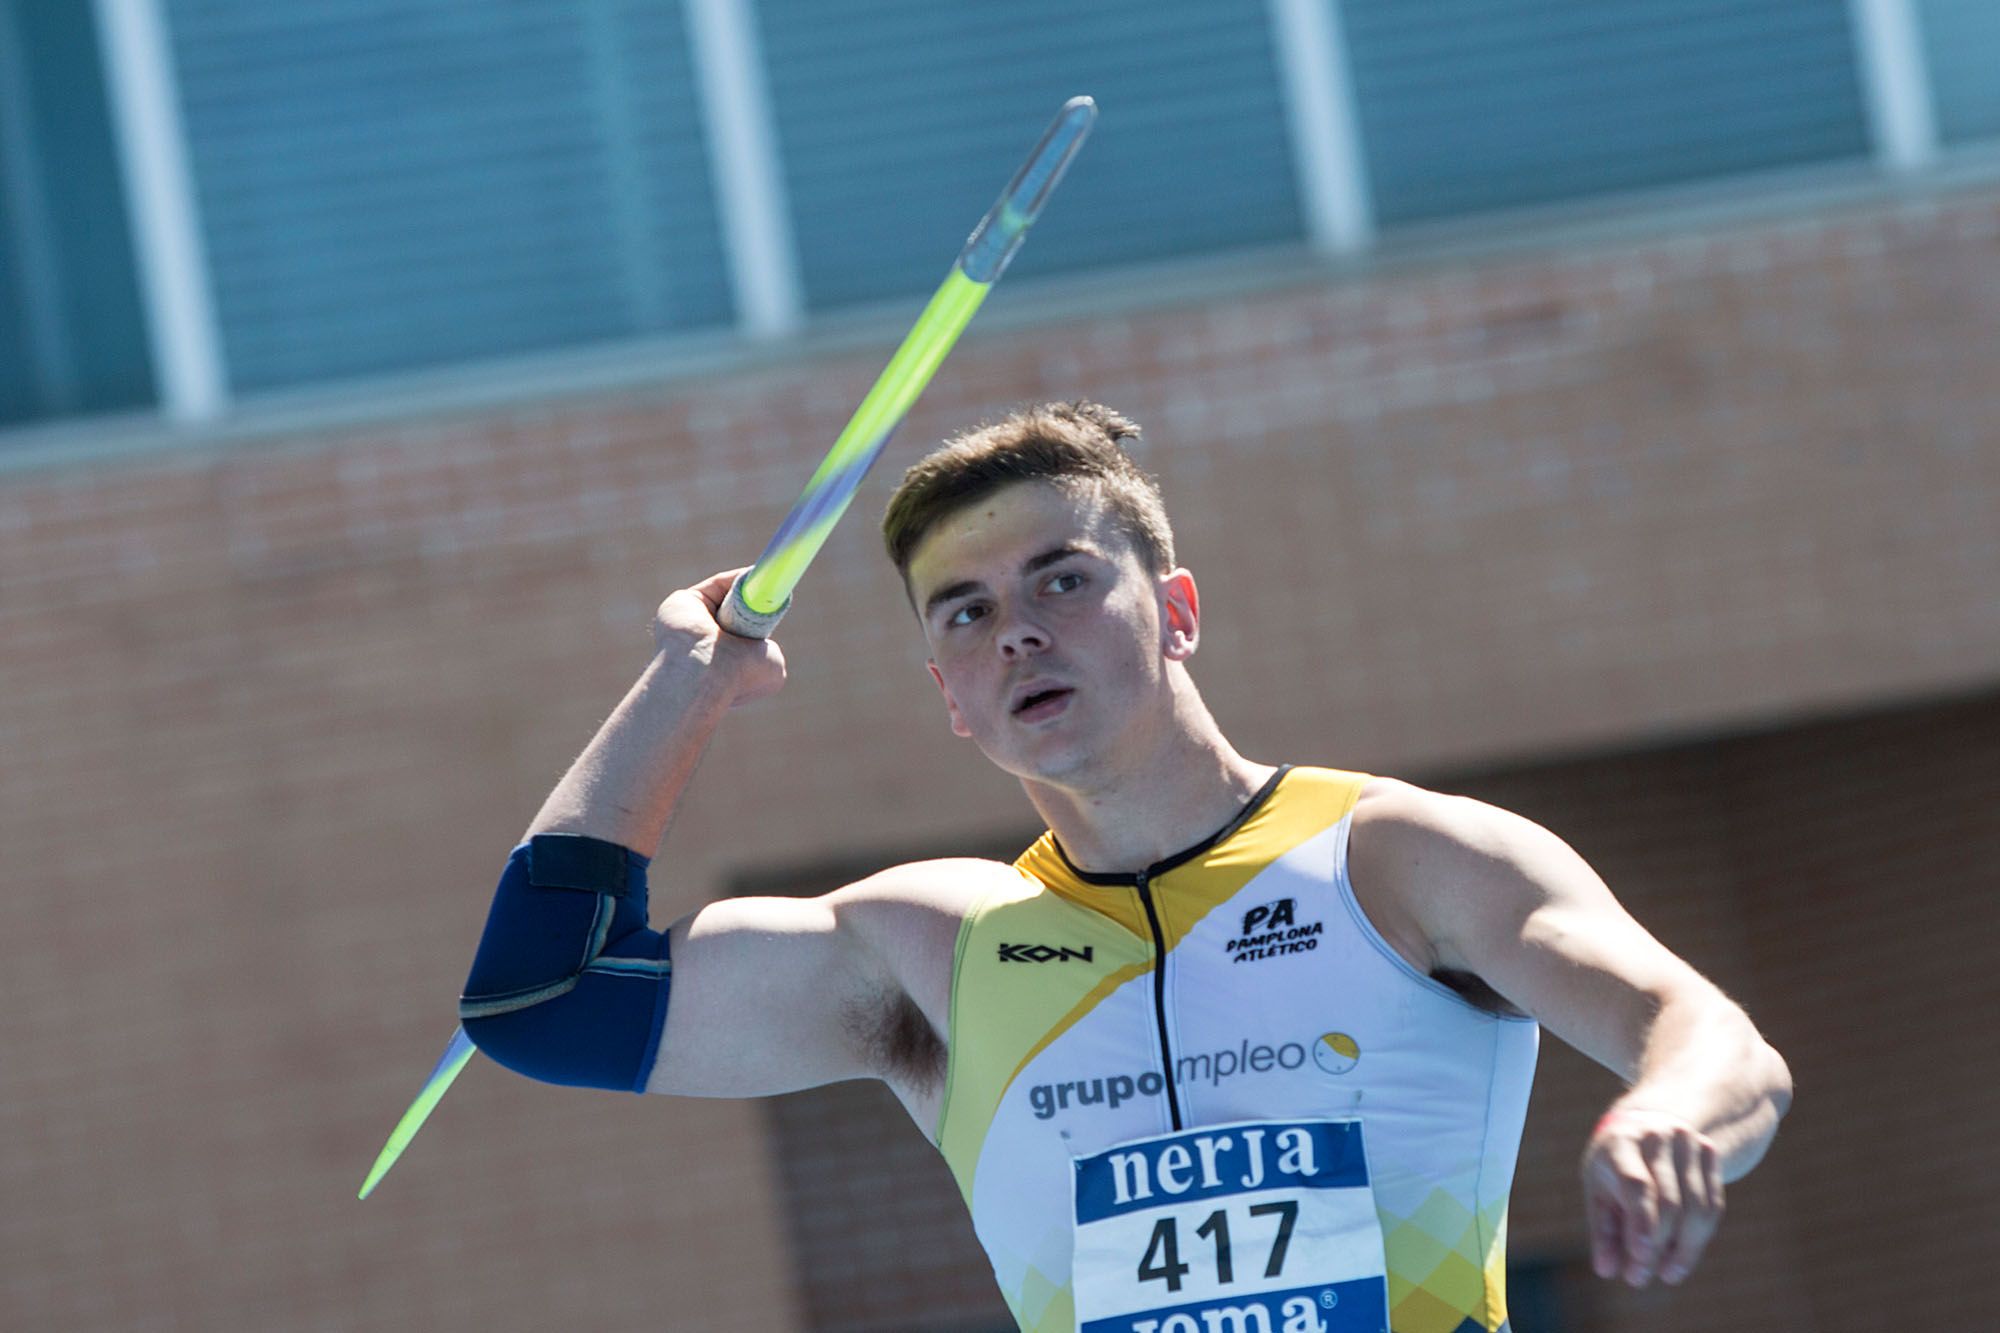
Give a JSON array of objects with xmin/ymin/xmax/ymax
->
[{"xmin": 882, "ymin": 401, "xmax": 1175, "ymax": 581}]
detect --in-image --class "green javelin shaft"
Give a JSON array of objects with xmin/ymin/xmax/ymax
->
[
  {"xmin": 358, "ymin": 96, "xmax": 1096, "ymax": 1200},
  {"xmin": 718, "ymin": 273, "xmax": 987, "ymax": 632},
  {"xmin": 358, "ymin": 1027, "xmax": 472, "ymax": 1198},
  {"xmin": 719, "ymin": 93, "xmax": 1097, "ymax": 637}
]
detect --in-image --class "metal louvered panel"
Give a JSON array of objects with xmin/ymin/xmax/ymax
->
[
  {"xmin": 1342, "ymin": 0, "xmax": 1874, "ymax": 226},
  {"xmin": 164, "ymin": 0, "xmax": 732, "ymax": 393},
  {"xmin": 753, "ymin": 0, "xmax": 1301, "ymax": 312},
  {"xmin": 1915, "ymin": 0, "xmax": 2000, "ymax": 144},
  {"xmin": 0, "ymin": 0, "xmax": 153, "ymax": 427}
]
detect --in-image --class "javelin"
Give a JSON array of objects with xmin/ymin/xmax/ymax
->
[{"xmin": 358, "ymin": 95, "xmax": 1098, "ymax": 1199}]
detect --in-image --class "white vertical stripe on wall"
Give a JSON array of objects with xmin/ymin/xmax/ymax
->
[
  {"xmin": 684, "ymin": 0, "xmax": 803, "ymax": 340},
  {"xmin": 1268, "ymin": 0, "xmax": 1373, "ymax": 255},
  {"xmin": 91, "ymin": 0, "xmax": 226, "ymax": 422},
  {"xmin": 1848, "ymin": 0, "xmax": 1939, "ymax": 171}
]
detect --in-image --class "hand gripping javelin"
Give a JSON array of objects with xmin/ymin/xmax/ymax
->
[{"xmin": 358, "ymin": 96, "xmax": 1098, "ymax": 1199}]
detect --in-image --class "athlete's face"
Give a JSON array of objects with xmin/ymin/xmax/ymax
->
[{"xmin": 907, "ymin": 480, "xmax": 1198, "ymax": 785}]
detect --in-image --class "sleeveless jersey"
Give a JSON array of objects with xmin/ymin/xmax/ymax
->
[{"xmin": 934, "ymin": 766, "xmax": 1540, "ymax": 1333}]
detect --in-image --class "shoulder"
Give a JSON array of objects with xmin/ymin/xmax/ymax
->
[
  {"xmin": 1351, "ymin": 775, "xmax": 1474, "ymax": 871},
  {"xmin": 1347, "ymin": 776, "xmax": 1562, "ymax": 970},
  {"xmin": 1350, "ymin": 773, "xmax": 1617, "ymax": 965},
  {"xmin": 822, "ymin": 857, "xmax": 1027, "ymax": 971},
  {"xmin": 1346, "ymin": 778, "xmax": 1460, "ymax": 974},
  {"xmin": 1350, "ymin": 775, "xmax": 1548, "ymax": 868},
  {"xmin": 827, "ymin": 856, "xmax": 1026, "ymax": 919}
]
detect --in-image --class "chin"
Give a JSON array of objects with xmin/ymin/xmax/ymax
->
[
  {"xmin": 984, "ymin": 737, "xmax": 1098, "ymax": 789},
  {"xmin": 981, "ymin": 712, "xmax": 1132, "ymax": 788}
]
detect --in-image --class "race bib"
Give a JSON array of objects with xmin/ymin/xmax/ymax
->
[{"xmin": 1070, "ymin": 1119, "xmax": 1389, "ymax": 1333}]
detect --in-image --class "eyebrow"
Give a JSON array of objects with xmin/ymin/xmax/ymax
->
[{"xmin": 921, "ymin": 544, "xmax": 1092, "ymax": 619}]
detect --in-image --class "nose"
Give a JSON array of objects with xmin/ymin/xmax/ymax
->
[{"xmin": 994, "ymin": 605, "xmax": 1050, "ymax": 660}]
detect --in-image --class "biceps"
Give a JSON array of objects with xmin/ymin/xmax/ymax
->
[
  {"xmin": 1499, "ymin": 897, "xmax": 1703, "ymax": 1079},
  {"xmin": 1443, "ymin": 811, "xmax": 1703, "ymax": 1078},
  {"xmin": 645, "ymin": 896, "xmax": 888, "ymax": 1097},
  {"xmin": 1392, "ymin": 792, "xmax": 1726, "ymax": 1082}
]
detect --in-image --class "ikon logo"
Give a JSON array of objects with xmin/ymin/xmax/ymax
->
[{"xmin": 998, "ymin": 943, "xmax": 1095, "ymax": 963}]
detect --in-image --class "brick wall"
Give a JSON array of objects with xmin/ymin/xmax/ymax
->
[
  {"xmin": 1449, "ymin": 692, "xmax": 2000, "ymax": 1332},
  {"xmin": 2, "ymin": 184, "xmax": 1997, "ymax": 1330}
]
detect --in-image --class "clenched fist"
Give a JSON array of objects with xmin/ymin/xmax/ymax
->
[
  {"xmin": 654, "ymin": 567, "xmax": 788, "ymax": 707},
  {"xmin": 1582, "ymin": 1107, "xmax": 1725, "ymax": 1288}
]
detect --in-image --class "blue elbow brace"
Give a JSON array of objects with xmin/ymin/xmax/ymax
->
[{"xmin": 459, "ymin": 834, "xmax": 671, "ymax": 1093}]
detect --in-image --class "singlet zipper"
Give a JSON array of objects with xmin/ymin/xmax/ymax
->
[
  {"xmin": 1134, "ymin": 871, "xmax": 1183, "ymax": 1131},
  {"xmin": 1044, "ymin": 768, "xmax": 1292, "ymax": 1133}
]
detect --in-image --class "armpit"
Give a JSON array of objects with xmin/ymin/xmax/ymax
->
[
  {"xmin": 1431, "ymin": 967, "xmax": 1531, "ymax": 1019},
  {"xmin": 848, "ymin": 987, "xmax": 946, "ymax": 1094}
]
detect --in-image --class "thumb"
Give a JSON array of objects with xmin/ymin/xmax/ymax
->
[{"xmin": 690, "ymin": 567, "xmax": 753, "ymax": 615}]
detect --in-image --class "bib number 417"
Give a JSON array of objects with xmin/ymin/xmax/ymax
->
[
  {"xmin": 1070, "ymin": 1119, "xmax": 1390, "ymax": 1333},
  {"xmin": 1139, "ymin": 1200, "xmax": 1299, "ymax": 1292}
]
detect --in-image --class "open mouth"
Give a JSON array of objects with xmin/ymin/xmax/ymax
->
[{"xmin": 1012, "ymin": 687, "xmax": 1073, "ymax": 719}]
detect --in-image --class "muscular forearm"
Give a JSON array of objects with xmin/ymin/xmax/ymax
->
[
  {"xmin": 525, "ymin": 641, "xmax": 737, "ymax": 855},
  {"xmin": 1610, "ymin": 990, "xmax": 1793, "ymax": 1181},
  {"xmin": 527, "ymin": 567, "xmax": 784, "ymax": 854}
]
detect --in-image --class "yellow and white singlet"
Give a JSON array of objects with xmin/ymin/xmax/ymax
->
[{"xmin": 934, "ymin": 767, "xmax": 1539, "ymax": 1333}]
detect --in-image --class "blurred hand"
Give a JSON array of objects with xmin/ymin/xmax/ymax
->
[
  {"xmin": 654, "ymin": 567, "xmax": 787, "ymax": 706},
  {"xmin": 1582, "ymin": 1107, "xmax": 1724, "ymax": 1288}
]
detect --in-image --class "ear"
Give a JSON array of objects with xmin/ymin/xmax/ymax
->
[
  {"xmin": 1161, "ymin": 568, "xmax": 1199, "ymax": 661},
  {"xmin": 927, "ymin": 660, "xmax": 974, "ymax": 738}
]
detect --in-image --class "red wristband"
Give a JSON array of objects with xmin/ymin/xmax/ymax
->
[{"xmin": 1593, "ymin": 1107, "xmax": 1698, "ymax": 1139}]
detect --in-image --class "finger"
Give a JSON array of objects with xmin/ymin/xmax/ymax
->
[
  {"xmin": 1602, "ymin": 1139, "xmax": 1659, "ymax": 1286},
  {"xmin": 1658, "ymin": 1138, "xmax": 1725, "ymax": 1284},
  {"xmin": 1586, "ymin": 1186, "xmax": 1624, "ymax": 1280},
  {"xmin": 1628, "ymin": 1132, "xmax": 1681, "ymax": 1285},
  {"xmin": 1651, "ymin": 1134, "xmax": 1701, "ymax": 1283},
  {"xmin": 1582, "ymin": 1140, "xmax": 1646, "ymax": 1281}
]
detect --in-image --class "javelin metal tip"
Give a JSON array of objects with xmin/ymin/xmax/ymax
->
[{"xmin": 956, "ymin": 96, "xmax": 1100, "ymax": 285}]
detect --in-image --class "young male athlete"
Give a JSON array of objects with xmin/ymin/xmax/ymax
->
[{"xmin": 460, "ymin": 401, "xmax": 1792, "ymax": 1333}]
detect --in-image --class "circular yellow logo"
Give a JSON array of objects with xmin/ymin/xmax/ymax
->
[{"xmin": 1313, "ymin": 1031, "xmax": 1360, "ymax": 1075}]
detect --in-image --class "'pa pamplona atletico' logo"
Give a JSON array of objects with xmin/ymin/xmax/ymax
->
[{"xmin": 1313, "ymin": 1032, "xmax": 1360, "ymax": 1075}]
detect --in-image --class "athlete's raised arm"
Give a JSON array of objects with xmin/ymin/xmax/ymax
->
[
  {"xmin": 458, "ymin": 569, "xmax": 988, "ymax": 1116},
  {"xmin": 1347, "ymin": 777, "xmax": 1792, "ymax": 1291}
]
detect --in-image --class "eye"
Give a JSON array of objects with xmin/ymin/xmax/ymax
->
[
  {"xmin": 1044, "ymin": 571, "xmax": 1084, "ymax": 595},
  {"xmin": 946, "ymin": 602, "xmax": 988, "ymax": 628}
]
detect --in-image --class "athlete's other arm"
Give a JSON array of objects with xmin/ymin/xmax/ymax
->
[
  {"xmin": 466, "ymin": 569, "xmax": 970, "ymax": 1107},
  {"xmin": 1348, "ymin": 778, "xmax": 1792, "ymax": 1291}
]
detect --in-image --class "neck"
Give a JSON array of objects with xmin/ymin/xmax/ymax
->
[{"xmin": 1019, "ymin": 679, "xmax": 1278, "ymax": 873}]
